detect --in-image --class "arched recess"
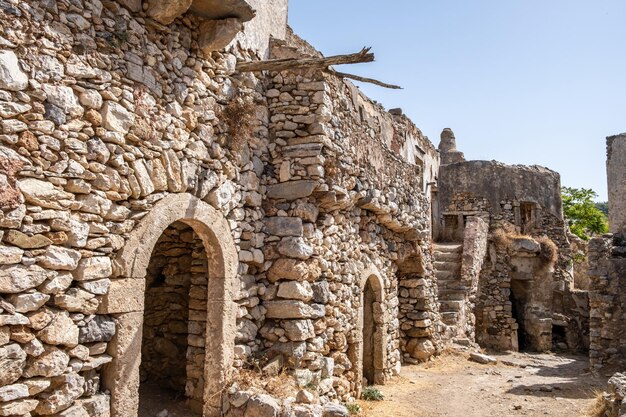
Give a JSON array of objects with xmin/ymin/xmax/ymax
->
[
  {"xmin": 101, "ymin": 193, "xmax": 238, "ymax": 417},
  {"xmin": 351, "ymin": 266, "xmax": 387, "ymax": 394}
]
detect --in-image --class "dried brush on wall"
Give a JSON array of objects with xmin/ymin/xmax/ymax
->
[
  {"xmin": 536, "ymin": 235, "xmax": 559, "ymax": 264},
  {"xmin": 219, "ymin": 98, "xmax": 257, "ymax": 151}
]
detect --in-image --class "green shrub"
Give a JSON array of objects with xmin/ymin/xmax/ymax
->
[
  {"xmin": 361, "ymin": 386, "xmax": 384, "ymax": 401},
  {"xmin": 345, "ymin": 403, "xmax": 362, "ymax": 415}
]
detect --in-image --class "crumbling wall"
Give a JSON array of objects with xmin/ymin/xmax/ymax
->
[
  {"xmin": 608, "ymin": 134, "xmax": 626, "ymax": 234},
  {"xmin": 436, "ymin": 148, "xmax": 590, "ymax": 352},
  {"xmin": 589, "ymin": 234, "xmax": 626, "ymax": 370},
  {"xmin": 237, "ymin": 0, "xmax": 289, "ymax": 58},
  {"xmin": 476, "ymin": 236, "xmax": 556, "ymax": 351},
  {"xmin": 458, "ymin": 216, "xmax": 489, "ymax": 341},
  {"xmin": 439, "ymin": 160, "xmax": 563, "ymax": 221}
]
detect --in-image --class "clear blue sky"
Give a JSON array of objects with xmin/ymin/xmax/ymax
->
[{"xmin": 288, "ymin": 0, "xmax": 626, "ymax": 201}]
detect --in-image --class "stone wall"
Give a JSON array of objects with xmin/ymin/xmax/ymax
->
[
  {"xmin": 438, "ymin": 160, "xmax": 564, "ymax": 223},
  {"xmin": 588, "ymin": 234, "xmax": 626, "ymax": 370},
  {"xmin": 608, "ymin": 134, "xmax": 626, "ymax": 234},
  {"xmin": 0, "ymin": 0, "xmax": 272, "ymax": 415},
  {"xmin": 587, "ymin": 134, "xmax": 626, "ymax": 371},
  {"xmin": 475, "ymin": 235, "xmax": 556, "ymax": 351},
  {"xmin": 457, "ymin": 216, "xmax": 489, "ymax": 341},
  {"xmin": 236, "ymin": 0, "xmax": 289, "ymax": 59},
  {"xmin": 254, "ymin": 42, "xmax": 441, "ymax": 399}
]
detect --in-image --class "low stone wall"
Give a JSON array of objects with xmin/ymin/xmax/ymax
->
[
  {"xmin": 457, "ymin": 216, "xmax": 489, "ymax": 341},
  {"xmin": 224, "ymin": 387, "xmax": 349, "ymax": 417}
]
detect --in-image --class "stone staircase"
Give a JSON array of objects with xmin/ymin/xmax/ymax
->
[{"xmin": 433, "ymin": 243, "xmax": 465, "ymax": 329}]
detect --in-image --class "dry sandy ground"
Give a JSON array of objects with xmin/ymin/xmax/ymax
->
[{"xmin": 358, "ymin": 351, "xmax": 607, "ymax": 417}]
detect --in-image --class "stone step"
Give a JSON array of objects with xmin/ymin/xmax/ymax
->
[
  {"xmin": 437, "ymin": 291, "xmax": 466, "ymax": 301},
  {"xmin": 440, "ymin": 312, "xmax": 460, "ymax": 324},
  {"xmin": 432, "ymin": 244, "xmax": 463, "ymax": 254},
  {"xmin": 435, "ymin": 270, "xmax": 460, "ymax": 280},
  {"xmin": 439, "ymin": 300, "xmax": 464, "ymax": 311},
  {"xmin": 433, "ymin": 251, "xmax": 462, "ymax": 262},
  {"xmin": 433, "ymin": 261, "xmax": 460, "ymax": 272}
]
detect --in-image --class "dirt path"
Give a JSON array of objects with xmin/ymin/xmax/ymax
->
[{"xmin": 358, "ymin": 351, "xmax": 606, "ymax": 417}]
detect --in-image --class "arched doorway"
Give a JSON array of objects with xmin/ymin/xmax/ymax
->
[
  {"xmin": 362, "ymin": 277, "xmax": 376, "ymax": 385},
  {"xmin": 138, "ymin": 221, "xmax": 207, "ymax": 415},
  {"xmin": 351, "ymin": 267, "xmax": 387, "ymax": 394},
  {"xmin": 101, "ymin": 194, "xmax": 238, "ymax": 417}
]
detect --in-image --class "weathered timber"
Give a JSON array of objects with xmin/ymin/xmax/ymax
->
[
  {"xmin": 236, "ymin": 47, "xmax": 374, "ymax": 72},
  {"xmin": 327, "ymin": 70, "xmax": 402, "ymax": 89}
]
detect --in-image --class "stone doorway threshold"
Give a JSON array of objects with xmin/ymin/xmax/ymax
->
[{"xmin": 138, "ymin": 381, "xmax": 201, "ymax": 417}]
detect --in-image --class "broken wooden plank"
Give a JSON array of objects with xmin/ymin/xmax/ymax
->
[
  {"xmin": 327, "ymin": 70, "xmax": 402, "ymax": 90},
  {"xmin": 236, "ymin": 47, "xmax": 374, "ymax": 72}
]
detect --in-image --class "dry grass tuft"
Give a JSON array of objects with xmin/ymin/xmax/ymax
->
[
  {"xmin": 490, "ymin": 224, "xmax": 558, "ymax": 264},
  {"xmin": 234, "ymin": 368, "xmax": 298, "ymax": 398},
  {"xmin": 219, "ymin": 98, "xmax": 257, "ymax": 151},
  {"xmin": 0, "ymin": 157, "xmax": 24, "ymax": 208},
  {"xmin": 491, "ymin": 222, "xmax": 522, "ymax": 249},
  {"xmin": 492, "ymin": 228, "xmax": 510, "ymax": 249},
  {"xmin": 588, "ymin": 390, "xmax": 609, "ymax": 417},
  {"xmin": 536, "ymin": 235, "xmax": 559, "ymax": 264},
  {"xmin": 440, "ymin": 344, "xmax": 469, "ymax": 358}
]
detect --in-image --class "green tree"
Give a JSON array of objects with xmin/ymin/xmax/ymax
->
[
  {"xmin": 562, "ymin": 187, "xmax": 608, "ymax": 240},
  {"xmin": 595, "ymin": 201, "xmax": 609, "ymax": 217}
]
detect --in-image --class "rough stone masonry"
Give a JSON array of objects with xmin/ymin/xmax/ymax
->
[{"xmin": 0, "ymin": 0, "xmax": 618, "ymax": 417}]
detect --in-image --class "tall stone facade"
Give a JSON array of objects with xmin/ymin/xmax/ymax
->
[{"xmin": 0, "ymin": 1, "xmax": 443, "ymax": 416}]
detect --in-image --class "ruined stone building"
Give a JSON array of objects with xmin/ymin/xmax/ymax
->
[
  {"xmin": 435, "ymin": 129, "xmax": 588, "ymax": 353},
  {"xmin": 588, "ymin": 134, "xmax": 626, "ymax": 372},
  {"xmin": 0, "ymin": 1, "xmax": 621, "ymax": 416}
]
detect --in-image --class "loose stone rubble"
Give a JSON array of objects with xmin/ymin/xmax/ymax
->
[{"xmin": 0, "ymin": 1, "xmax": 623, "ymax": 417}]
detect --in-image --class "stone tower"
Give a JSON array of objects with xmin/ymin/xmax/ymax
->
[{"xmin": 438, "ymin": 128, "xmax": 465, "ymax": 165}]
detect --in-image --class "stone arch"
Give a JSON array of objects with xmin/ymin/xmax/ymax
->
[
  {"xmin": 353, "ymin": 266, "xmax": 387, "ymax": 393},
  {"xmin": 101, "ymin": 193, "xmax": 238, "ymax": 417}
]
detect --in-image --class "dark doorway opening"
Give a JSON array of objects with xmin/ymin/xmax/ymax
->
[
  {"xmin": 363, "ymin": 278, "xmax": 376, "ymax": 385},
  {"xmin": 442, "ymin": 214, "xmax": 461, "ymax": 242},
  {"xmin": 552, "ymin": 325, "xmax": 567, "ymax": 350},
  {"xmin": 138, "ymin": 221, "xmax": 206, "ymax": 416},
  {"xmin": 520, "ymin": 202, "xmax": 534, "ymax": 234},
  {"xmin": 510, "ymin": 280, "xmax": 529, "ymax": 351}
]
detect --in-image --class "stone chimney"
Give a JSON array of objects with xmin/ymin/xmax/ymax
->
[{"xmin": 438, "ymin": 128, "xmax": 465, "ymax": 165}]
